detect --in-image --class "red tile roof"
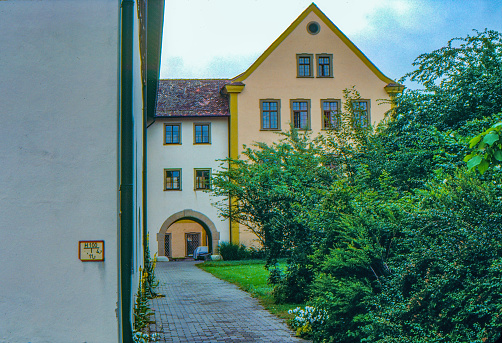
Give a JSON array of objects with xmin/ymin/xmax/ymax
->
[{"xmin": 156, "ymin": 79, "xmax": 231, "ymax": 117}]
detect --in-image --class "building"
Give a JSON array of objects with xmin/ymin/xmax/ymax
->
[
  {"xmin": 148, "ymin": 79, "xmax": 230, "ymax": 259},
  {"xmin": 0, "ymin": 1, "xmax": 164, "ymax": 342},
  {"xmin": 148, "ymin": 3, "xmax": 402, "ymax": 259}
]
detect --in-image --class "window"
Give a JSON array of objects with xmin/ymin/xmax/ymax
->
[
  {"xmin": 352, "ymin": 100, "xmax": 370, "ymax": 127},
  {"xmin": 307, "ymin": 21, "xmax": 320, "ymax": 35},
  {"xmin": 164, "ymin": 169, "xmax": 181, "ymax": 190},
  {"xmin": 194, "ymin": 169, "xmax": 211, "ymax": 190},
  {"xmin": 321, "ymin": 100, "xmax": 341, "ymax": 129},
  {"xmin": 291, "ymin": 100, "xmax": 311, "ymax": 130},
  {"xmin": 164, "ymin": 234, "xmax": 171, "ymax": 257},
  {"xmin": 194, "ymin": 123, "xmax": 210, "ymax": 144},
  {"xmin": 164, "ymin": 123, "xmax": 181, "ymax": 144},
  {"xmin": 297, "ymin": 54, "xmax": 313, "ymax": 77},
  {"xmin": 316, "ymin": 54, "xmax": 333, "ymax": 78},
  {"xmin": 260, "ymin": 100, "xmax": 280, "ymax": 130}
]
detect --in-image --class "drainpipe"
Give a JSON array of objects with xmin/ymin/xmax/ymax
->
[{"xmin": 120, "ymin": 0, "xmax": 134, "ymax": 342}]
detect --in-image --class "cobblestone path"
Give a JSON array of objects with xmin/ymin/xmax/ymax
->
[{"xmin": 149, "ymin": 261, "xmax": 310, "ymax": 343}]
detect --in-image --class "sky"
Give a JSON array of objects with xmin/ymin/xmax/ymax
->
[{"xmin": 160, "ymin": 0, "xmax": 502, "ymax": 87}]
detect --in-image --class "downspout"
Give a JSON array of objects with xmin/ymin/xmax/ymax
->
[
  {"xmin": 143, "ymin": 85, "xmax": 148, "ymax": 258},
  {"xmin": 120, "ymin": 0, "xmax": 134, "ymax": 342}
]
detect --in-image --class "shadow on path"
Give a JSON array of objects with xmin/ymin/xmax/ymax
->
[{"xmin": 149, "ymin": 261, "xmax": 310, "ymax": 343}]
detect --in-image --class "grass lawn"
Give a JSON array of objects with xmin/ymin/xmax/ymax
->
[{"xmin": 196, "ymin": 259, "xmax": 305, "ymax": 322}]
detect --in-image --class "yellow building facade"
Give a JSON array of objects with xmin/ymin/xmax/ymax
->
[
  {"xmin": 224, "ymin": 4, "xmax": 403, "ymax": 246},
  {"xmin": 150, "ymin": 3, "xmax": 402, "ymax": 256}
]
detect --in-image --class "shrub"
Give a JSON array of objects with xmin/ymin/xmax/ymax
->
[
  {"xmin": 289, "ymin": 306, "xmax": 329, "ymax": 339},
  {"xmin": 364, "ymin": 171, "xmax": 502, "ymax": 342},
  {"xmin": 247, "ymin": 246, "xmax": 266, "ymax": 259},
  {"xmin": 272, "ymin": 261, "xmax": 314, "ymax": 304},
  {"xmin": 218, "ymin": 241, "xmax": 250, "ymax": 261}
]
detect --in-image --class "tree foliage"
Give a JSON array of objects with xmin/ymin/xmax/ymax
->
[
  {"xmin": 375, "ymin": 29, "xmax": 502, "ymax": 189},
  {"xmin": 365, "ymin": 171, "xmax": 502, "ymax": 343},
  {"xmin": 465, "ymin": 120, "xmax": 502, "ymax": 174},
  {"xmin": 211, "ymin": 129, "xmax": 333, "ymax": 264},
  {"xmin": 210, "ymin": 29, "xmax": 502, "ymax": 342}
]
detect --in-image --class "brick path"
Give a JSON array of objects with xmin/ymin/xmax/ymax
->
[{"xmin": 149, "ymin": 261, "xmax": 310, "ymax": 343}]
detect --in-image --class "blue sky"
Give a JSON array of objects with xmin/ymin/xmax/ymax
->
[{"xmin": 160, "ymin": 0, "xmax": 502, "ymax": 86}]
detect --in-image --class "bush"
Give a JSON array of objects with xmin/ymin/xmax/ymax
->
[
  {"xmin": 272, "ymin": 261, "xmax": 314, "ymax": 304},
  {"xmin": 289, "ymin": 306, "xmax": 329, "ymax": 339},
  {"xmin": 247, "ymin": 246, "xmax": 266, "ymax": 259},
  {"xmin": 364, "ymin": 171, "xmax": 502, "ymax": 343},
  {"xmin": 218, "ymin": 241, "xmax": 250, "ymax": 261}
]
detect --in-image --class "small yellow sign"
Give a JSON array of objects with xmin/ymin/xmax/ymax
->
[{"xmin": 79, "ymin": 241, "xmax": 104, "ymax": 262}]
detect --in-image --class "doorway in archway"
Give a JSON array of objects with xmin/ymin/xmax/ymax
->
[
  {"xmin": 157, "ymin": 209, "xmax": 221, "ymax": 259},
  {"xmin": 164, "ymin": 219, "xmax": 209, "ymax": 258}
]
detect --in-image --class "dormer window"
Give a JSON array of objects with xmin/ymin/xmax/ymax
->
[{"xmin": 297, "ymin": 54, "xmax": 313, "ymax": 78}]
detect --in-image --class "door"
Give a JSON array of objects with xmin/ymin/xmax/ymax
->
[{"xmin": 186, "ymin": 233, "xmax": 200, "ymax": 257}]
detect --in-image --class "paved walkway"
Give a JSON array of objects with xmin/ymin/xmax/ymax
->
[{"xmin": 149, "ymin": 261, "xmax": 309, "ymax": 343}]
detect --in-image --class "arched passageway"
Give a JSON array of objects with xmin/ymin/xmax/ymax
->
[{"xmin": 157, "ymin": 209, "xmax": 220, "ymax": 257}]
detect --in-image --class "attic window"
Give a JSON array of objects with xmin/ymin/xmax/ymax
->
[{"xmin": 307, "ymin": 21, "xmax": 320, "ymax": 35}]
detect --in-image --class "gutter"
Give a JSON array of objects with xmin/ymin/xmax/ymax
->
[{"xmin": 120, "ymin": 0, "xmax": 134, "ymax": 341}]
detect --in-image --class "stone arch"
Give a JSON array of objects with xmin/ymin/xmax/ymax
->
[{"xmin": 157, "ymin": 209, "xmax": 220, "ymax": 257}]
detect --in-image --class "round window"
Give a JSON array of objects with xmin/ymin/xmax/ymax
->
[{"xmin": 307, "ymin": 21, "xmax": 320, "ymax": 35}]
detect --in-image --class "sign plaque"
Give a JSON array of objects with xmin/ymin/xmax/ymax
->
[{"xmin": 79, "ymin": 240, "xmax": 104, "ymax": 262}]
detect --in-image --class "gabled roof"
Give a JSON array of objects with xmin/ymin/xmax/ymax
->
[
  {"xmin": 155, "ymin": 79, "xmax": 231, "ymax": 117},
  {"xmin": 232, "ymin": 3, "xmax": 395, "ymax": 84}
]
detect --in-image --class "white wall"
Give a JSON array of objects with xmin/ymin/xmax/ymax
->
[
  {"xmin": 0, "ymin": 1, "xmax": 120, "ymax": 342},
  {"xmin": 131, "ymin": 1, "xmax": 145, "ymax": 316},
  {"xmin": 147, "ymin": 117, "xmax": 230, "ymax": 256}
]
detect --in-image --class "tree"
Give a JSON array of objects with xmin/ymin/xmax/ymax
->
[
  {"xmin": 465, "ymin": 120, "xmax": 502, "ymax": 174},
  {"xmin": 375, "ymin": 29, "xmax": 502, "ymax": 190},
  {"xmin": 307, "ymin": 171, "xmax": 404, "ymax": 343},
  {"xmin": 365, "ymin": 171, "xmax": 502, "ymax": 343},
  {"xmin": 211, "ymin": 128, "xmax": 333, "ymax": 264},
  {"xmin": 303, "ymin": 29, "xmax": 502, "ymax": 342}
]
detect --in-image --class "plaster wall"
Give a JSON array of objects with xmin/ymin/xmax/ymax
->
[
  {"xmin": 147, "ymin": 117, "xmax": 230, "ymax": 257},
  {"xmin": 0, "ymin": 1, "xmax": 120, "ymax": 342},
  {"xmin": 131, "ymin": 3, "xmax": 146, "ymax": 323},
  {"xmin": 165, "ymin": 222, "xmax": 206, "ymax": 258},
  {"xmin": 235, "ymin": 11, "xmax": 393, "ymax": 246},
  {"xmin": 237, "ymin": 11, "xmax": 392, "ymax": 148}
]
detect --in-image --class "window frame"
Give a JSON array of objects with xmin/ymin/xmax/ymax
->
[
  {"xmin": 193, "ymin": 123, "xmax": 211, "ymax": 144},
  {"xmin": 320, "ymin": 99, "xmax": 341, "ymax": 130},
  {"xmin": 164, "ymin": 123, "xmax": 181, "ymax": 145},
  {"xmin": 290, "ymin": 99, "xmax": 311, "ymax": 130},
  {"xmin": 316, "ymin": 54, "xmax": 333, "ymax": 78},
  {"xmin": 194, "ymin": 168, "xmax": 211, "ymax": 191},
  {"xmin": 306, "ymin": 21, "xmax": 321, "ymax": 35},
  {"xmin": 296, "ymin": 54, "xmax": 314, "ymax": 78},
  {"xmin": 351, "ymin": 99, "xmax": 371, "ymax": 128},
  {"xmin": 164, "ymin": 168, "xmax": 182, "ymax": 191},
  {"xmin": 259, "ymin": 99, "xmax": 281, "ymax": 131}
]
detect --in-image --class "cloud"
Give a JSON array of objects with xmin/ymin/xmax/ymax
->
[
  {"xmin": 160, "ymin": 0, "xmax": 502, "ymax": 81},
  {"xmin": 161, "ymin": 54, "xmax": 260, "ymax": 79}
]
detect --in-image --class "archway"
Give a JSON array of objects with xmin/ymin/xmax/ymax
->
[{"xmin": 157, "ymin": 209, "xmax": 220, "ymax": 257}]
